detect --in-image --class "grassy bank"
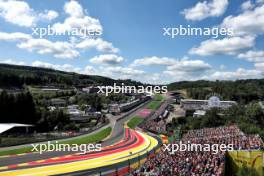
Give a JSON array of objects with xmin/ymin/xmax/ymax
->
[
  {"xmin": 0, "ymin": 127, "xmax": 112, "ymax": 156},
  {"xmin": 146, "ymin": 101, "xmax": 162, "ymax": 110},
  {"xmin": 154, "ymin": 94, "xmax": 164, "ymax": 101},
  {"xmin": 127, "ymin": 116, "xmax": 144, "ymax": 129}
]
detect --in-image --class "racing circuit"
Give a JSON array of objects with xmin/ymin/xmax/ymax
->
[{"xmin": 0, "ymin": 98, "xmax": 169, "ymax": 176}]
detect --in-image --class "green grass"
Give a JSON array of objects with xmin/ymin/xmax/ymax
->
[
  {"xmin": 0, "ymin": 146, "xmax": 33, "ymax": 156},
  {"xmin": 146, "ymin": 101, "xmax": 161, "ymax": 110},
  {"xmin": 0, "ymin": 127, "xmax": 112, "ymax": 156},
  {"xmin": 65, "ymin": 127, "xmax": 111, "ymax": 145},
  {"xmin": 127, "ymin": 116, "xmax": 144, "ymax": 129},
  {"xmin": 154, "ymin": 94, "xmax": 164, "ymax": 101}
]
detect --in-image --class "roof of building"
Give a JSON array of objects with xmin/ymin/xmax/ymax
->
[{"xmin": 0, "ymin": 123, "xmax": 33, "ymax": 134}]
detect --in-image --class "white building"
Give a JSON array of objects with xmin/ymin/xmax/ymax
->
[{"xmin": 181, "ymin": 96, "xmax": 237, "ymax": 111}]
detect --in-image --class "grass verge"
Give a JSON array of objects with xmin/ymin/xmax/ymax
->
[
  {"xmin": 154, "ymin": 94, "xmax": 164, "ymax": 101},
  {"xmin": 146, "ymin": 101, "xmax": 161, "ymax": 110},
  {"xmin": 127, "ymin": 116, "xmax": 144, "ymax": 129},
  {"xmin": 0, "ymin": 127, "xmax": 112, "ymax": 156}
]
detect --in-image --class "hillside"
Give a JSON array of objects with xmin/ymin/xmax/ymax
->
[
  {"xmin": 0, "ymin": 64, "xmax": 143, "ymax": 88},
  {"xmin": 168, "ymin": 79, "xmax": 264, "ymax": 103}
]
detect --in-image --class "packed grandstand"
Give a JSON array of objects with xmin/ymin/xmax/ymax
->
[{"xmin": 132, "ymin": 125, "xmax": 263, "ymax": 176}]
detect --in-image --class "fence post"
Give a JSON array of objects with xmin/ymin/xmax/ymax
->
[
  {"xmin": 128, "ymin": 159, "xmax": 130, "ymax": 174},
  {"xmin": 115, "ymin": 166, "xmax": 118, "ymax": 176}
]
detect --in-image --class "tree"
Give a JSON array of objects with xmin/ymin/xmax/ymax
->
[
  {"xmin": 201, "ymin": 108, "xmax": 224, "ymax": 128},
  {"xmin": 245, "ymin": 102, "xmax": 264, "ymax": 126}
]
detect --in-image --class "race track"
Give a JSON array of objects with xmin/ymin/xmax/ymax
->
[{"xmin": 0, "ymin": 128, "xmax": 160, "ymax": 176}]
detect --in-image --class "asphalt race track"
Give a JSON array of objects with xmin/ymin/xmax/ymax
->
[
  {"xmin": 0, "ymin": 128, "xmax": 160, "ymax": 176},
  {"xmin": 0, "ymin": 99, "xmax": 169, "ymax": 175}
]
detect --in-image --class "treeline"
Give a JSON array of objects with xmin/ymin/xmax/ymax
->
[
  {"xmin": 0, "ymin": 91, "xmax": 37, "ymax": 124},
  {"xmin": 0, "ymin": 64, "xmax": 144, "ymax": 88},
  {"xmin": 0, "ymin": 64, "xmax": 115, "ymax": 87},
  {"xmin": 0, "ymin": 91, "xmax": 72, "ymax": 132},
  {"xmin": 168, "ymin": 79, "xmax": 264, "ymax": 103}
]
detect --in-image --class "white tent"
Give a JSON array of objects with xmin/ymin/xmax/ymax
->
[{"xmin": 0, "ymin": 123, "xmax": 33, "ymax": 134}]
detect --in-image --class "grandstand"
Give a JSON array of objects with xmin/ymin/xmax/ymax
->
[
  {"xmin": 181, "ymin": 96, "xmax": 237, "ymax": 111},
  {"xmin": 132, "ymin": 125, "xmax": 263, "ymax": 176}
]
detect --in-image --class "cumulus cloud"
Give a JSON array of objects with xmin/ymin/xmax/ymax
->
[
  {"xmin": 18, "ymin": 38, "xmax": 79, "ymax": 59},
  {"xmin": 238, "ymin": 50, "xmax": 264, "ymax": 62},
  {"xmin": 0, "ymin": 59, "xmax": 25, "ymax": 65},
  {"xmin": 207, "ymin": 68, "xmax": 263, "ymax": 80},
  {"xmin": 0, "ymin": 1, "xmax": 118, "ymax": 58},
  {"xmin": 189, "ymin": 36, "xmax": 255, "ymax": 56},
  {"xmin": 64, "ymin": 0, "xmax": 83, "ymax": 17},
  {"xmin": 166, "ymin": 59, "xmax": 212, "ymax": 72},
  {"xmin": 255, "ymin": 62, "xmax": 264, "ymax": 71},
  {"xmin": 131, "ymin": 56, "xmax": 177, "ymax": 66},
  {"xmin": 162, "ymin": 59, "xmax": 212, "ymax": 81},
  {"xmin": 0, "ymin": 31, "xmax": 31, "ymax": 41},
  {"xmin": 0, "ymin": 31, "xmax": 118, "ymax": 58},
  {"xmin": 222, "ymin": 4, "xmax": 264, "ymax": 36},
  {"xmin": 76, "ymin": 38, "xmax": 119, "ymax": 53},
  {"xmin": 0, "ymin": 0, "xmax": 58, "ymax": 27},
  {"xmin": 106, "ymin": 66, "xmax": 144, "ymax": 76},
  {"xmin": 0, "ymin": 0, "xmax": 36, "ymax": 27},
  {"xmin": 39, "ymin": 10, "xmax": 58, "ymax": 21},
  {"xmin": 31, "ymin": 60, "xmax": 84, "ymax": 73},
  {"xmin": 241, "ymin": 1, "xmax": 255, "ymax": 11},
  {"xmin": 182, "ymin": 0, "xmax": 228, "ymax": 21},
  {"xmin": 90, "ymin": 54, "xmax": 124, "ymax": 65},
  {"xmin": 52, "ymin": 0, "xmax": 102, "ymax": 36},
  {"xmin": 257, "ymin": 0, "xmax": 264, "ymax": 4}
]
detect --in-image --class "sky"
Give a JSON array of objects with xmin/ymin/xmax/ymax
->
[{"xmin": 0, "ymin": 0, "xmax": 264, "ymax": 84}]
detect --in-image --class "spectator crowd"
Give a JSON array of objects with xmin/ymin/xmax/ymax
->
[{"xmin": 131, "ymin": 125, "xmax": 263, "ymax": 176}]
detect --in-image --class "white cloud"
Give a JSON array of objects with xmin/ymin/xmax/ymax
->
[
  {"xmin": 254, "ymin": 62, "xmax": 264, "ymax": 71},
  {"xmin": 106, "ymin": 66, "xmax": 144, "ymax": 76},
  {"xmin": 189, "ymin": 36, "xmax": 255, "ymax": 56},
  {"xmin": 257, "ymin": 0, "xmax": 264, "ymax": 4},
  {"xmin": 0, "ymin": 0, "xmax": 35, "ymax": 27},
  {"xmin": 31, "ymin": 60, "xmax": 82, "ymax": 73},
  {"xmin": 39, "ymin": 10, "xmax": 58, "ymax": 21},
  {"xmin": 51, "ymin": 1, "xmax": 114, "ymax": 54},
  {"xmin": 0, "ymin": 59, "xmax": 25, "ymax": 65},
  {"xmin": 81, "ymin": 65, "xmax": 96, "ymax": 75},
  {"xmin": 166, "ymin": 59, "xmax": 212, "ymax": 72},
  {"xmin": 76, "ymin": 38, "xmax": 119, "ymax": 53},
  {"xmin": 18, "ymin": 38, "xmax": 79, "ymax": 59},
  {"xmin": 52, "ymin": 1, "xmax": 102, "ymax": 36},
  {"xmin": 132, "ymin": 56, "xmax": 177, "ymax": 66},
  {"xmin": 0, "ymin": 31, "xmax": 31, "ymax": 41},
  {"xmin": 238, "ymin": 50, "xmax": 264, "ymax": 62},
  {"xmin": 222, "ymin": 4, "xmax": 264, "ymax": 36},
  {"xmin": 241, "ymin": 1, "xmax": 255, "ymax": 11},
  {"xmin": 207, "ymin": 68, "xmax": 263, "ymax": 80},
  {"xmin": 182, "ymin": 0, "xmax": 228, "ymax": 21},
  {"xmin": 64, "ymin": 0, "xmax": 83, "ymax": 17},
  {"xmin": 130, "ymin": 57, "xmax": 212, "ymax": 82},
  {"xmin": 0, "ymin": 0, "xmax": 58, "ymax": 27},
  {"xmin": 90, "ymin": 54, "xmax": 124, "ymax": 65},
  {"xmin": 162, "ymin": 59, "xmax": 212, "ymax": 81}
]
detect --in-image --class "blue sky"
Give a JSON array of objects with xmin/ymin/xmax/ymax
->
[{"xmin": 0, "ymin": 0, "xmax": 264, "ymax": 84}]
